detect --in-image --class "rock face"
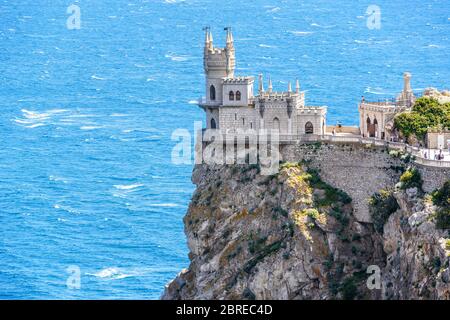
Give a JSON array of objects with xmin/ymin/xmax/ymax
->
[
  {"xmin": 382, "ymin": 191, "xmax": 450, "ymax": 299},
  {"xmin": 162, "ymin": 149, "xmax": 450, "ymax": 300},
  {"xmin": 163, "ymin": 163, "xmax": 382, "ymax": 300}
]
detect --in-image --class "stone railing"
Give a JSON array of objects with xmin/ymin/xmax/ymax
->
[{"xmin": 279, "ymin": 134, "xmax": 450, "ymax": 168}]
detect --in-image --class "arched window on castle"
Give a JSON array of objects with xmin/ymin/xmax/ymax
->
[
  {"xmin": 305, "ymin": 121, "xmax": 314, "ymax": 134},
  {"xmin": 229, "ymin": 91, "xmax": 235, "ymax": 101},
  {"xmin": 236, "ymin": 91, "xmax": 241, "ymax": 101},
  {"xmin": 211, "ymin": 118, "xmax": 217, "ymax": 129},
  {"xmin": 210, "ymin": 85, "xmax": 216, "ymax": 101},
  {"xmin": 273, "ymin": 117, "xmax": 280, "ymax": 131}
]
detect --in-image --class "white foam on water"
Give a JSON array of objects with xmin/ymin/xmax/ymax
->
[
  {"xmin": 149, "ymin": 203, "xmax": 180, "ymax": 207},
  {"xmin": 266, "ymin": 7, "xmax": 280, "ymax": 13},
  {"xmin": 91, "ymin": 75, "xmax": 106, "ymax": 80},
  {"xmin": 310, "ymin": 23, "xmax": 336, "ymax": 29},
  {"xmin": 289, "ymin": 31, "xmax": 313, "ymax": 36},
  {"xmin": 80, "ymin": 126, "xmax": 103, "ymax": 130},
  {"xmin": 49, "ymin": 175, "xmax": 68, "ymax": 183},
  {"xmin": 86, "ymin": 267, "xmax": 132, "ymax": 280},
  {"xmin": 114, "ymin": 183, "xmax": 144, "ymax": 190},
  {"xmin": 165, "ymin": 53, "xmax": 190, "ymax": 62},
  {"xmin": 25, "ymin": 123, "xmax": 46, "ymax": 128},
  {"xmin": 21, "ymin": 109, "xmax": 50, "ymax": 120}
]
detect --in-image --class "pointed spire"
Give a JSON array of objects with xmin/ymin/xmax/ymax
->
[
  {"xmin": 203, "ymin": 26, "xmax": 210, "ymax": 46},
  {"xmin": 258, "ymin": 73, "xmax": 264, "ymax": 94},
  {"xmin": 225, "ymin": 27, "xmax": 234, "ymax": 46},
  {"xmin": 295, "ymin": 79, "xmax": 300, "ymax": 94},
  {"xmin": 208, "ymin": 30, "xmax": 214, "ymax": 49},
  {"xmin": 288, "ymin": 81, "xmax": 292, "ymax": 93},
  {"xmin": 268, "ymin": 76, "xmax": 273, "ymax": 94}
]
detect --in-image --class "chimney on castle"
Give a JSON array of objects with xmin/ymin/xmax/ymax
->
[
  {"xmin": 295, "ymin": 79, "xmax": 300, "ymax": 94},
  {"xmin": 268, "ymin": 76, "xmax": 273, "ymax": 94},
  {"xmin": 258, "ymin": 74, "xmax": 264, "ymax": 94}
]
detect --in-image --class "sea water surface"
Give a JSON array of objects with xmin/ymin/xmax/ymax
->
[{"xmin": 0, "ymin": 0, "xmax": 449, "ymax": 299}]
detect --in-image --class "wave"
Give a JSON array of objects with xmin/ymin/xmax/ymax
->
[
  {"xmin": 364, "ymin": 87, "xmax": 391, "ymax": 95},
  {"xmin": 149, "ymin": 203, "xmax": 180, "ymax": 207},
  {"xmin": 165, "ymin": 53, "xmax": 190, "ymax": 62},
  {"xmin": 310, "ymin": 23, "xmax": 336, "ymax": 29},
  {"xmin": 91, "ymin": 75, "xmax": 106, "ymax": 80},
  {"xmin": 80, "ymin": 126, "xmax": 103, "ymax": 130},
  {"xmin": 114, "ymin": 183, "xmax": 144, "ymax": 190},
  {"xmin": 266, "ymin": 7, "xmax": 280, "ymax": 13},
  {"xmin": 86, "ymin": 267, "xmax": 131, "ymax": 280},
  {"xmin": 21, "ymin": 109, "xmax": 50, "ymax": 120},
  {"xmin": 49, "ymin": 175, "xmax": 68, "ymax": 183},
  {"xmin": 188, "ymin": 100, "xmax": 198, "ymax": 105},
  {"xmin": 259, "ymin": 44, "xmax": 276, "ymax": 48},
  {"xmin": 289, "ymin": 31, "xmax": 313, "ymax": 36},
  {"xmin": 25, "ymin": 123, "xmax": 46, "ymax": 128},
  {"xmin": 54, "ymin": 204, "xmax": 80, "ymax": 214}
]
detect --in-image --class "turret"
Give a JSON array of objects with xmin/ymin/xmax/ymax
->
[
  {"xmin": 202, "ymin": 27, "xmax": 237, "ymax": 105},
  {"xmin": 296, "ymin": 79, "xmax": 300, "ymax": 94},
  {"xmin": 397, "ymin": 72, "xmax": 416, "ymax": 107},
  {"xmin": 403, "ymin": 72, "xmax": 412, "ymax": 93}
]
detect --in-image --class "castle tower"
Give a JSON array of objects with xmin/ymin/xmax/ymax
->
[
  {"xmin": 396, "ymin": 72, "xmax": 416, "ymax": 107},
  {"xmin": 203, "ymin": 27, "xmax": 236, "ymax": 105}
]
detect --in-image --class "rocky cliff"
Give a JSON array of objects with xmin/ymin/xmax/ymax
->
[{"xmin": 162, "ymin": 144, "xmax": 450, "ymax": 300}]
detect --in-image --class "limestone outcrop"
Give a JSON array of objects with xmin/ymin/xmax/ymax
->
[{"xmin": 162, "ymin": 145, "xmax": 450, "ymax": 300}]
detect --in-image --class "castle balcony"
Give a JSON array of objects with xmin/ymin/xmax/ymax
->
[{"xmin": 198, "ymin": 97, "xmax": 221, "ymax": 108}]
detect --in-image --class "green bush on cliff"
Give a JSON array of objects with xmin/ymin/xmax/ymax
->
[
  {"xmin": 369, "ymin": 189, "xmax": 400, "ymax": 233},
  {"xmin": 432, "ymin": 181, "xmax": 450, "ymax": 229},
  {"xmin": 399, "ymin": 168, "xmax": 423, "ymax": 190},
  {"xmin": 394, "ymin": 97, "xmax": 450, "ymax": 142}
]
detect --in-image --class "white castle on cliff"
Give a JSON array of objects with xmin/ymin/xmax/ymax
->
[
  {"xmin": 196, "ymin": 28, "xmax": 450, "ymax": 154},
  {"xmin": 198, "ymin": 27, "xmax": 327, "ymax": 137}
]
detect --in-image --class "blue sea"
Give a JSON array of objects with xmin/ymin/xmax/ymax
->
[{"xmin": 0, "ymin": 0, "xmax": 449, "ymax": 299}]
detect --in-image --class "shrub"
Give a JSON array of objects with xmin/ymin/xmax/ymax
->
[
  {"xmin": 369, "ymin": 189, "xmax": 400, "ymax": 233},
  {"xmin": 399, "ymin": 168, "xmax": 422, "ymax": 190},
  {"xmin": 435, "ymin": 208, "xmax": 450, "ymax": 230},
  {"xmin": 432, "ymin": 180, "xmax": 450, "ymax": 207},
  {"xmin": 340, "ymin": 277, "xmax": 358, "ymax": 300},
  {"xmin": 432, "ymin": 180, "xmax": 450, "ymax": 229},
  {"xmin": 394, "ymin": 97, "xmax": 450, "ymax": 142}
]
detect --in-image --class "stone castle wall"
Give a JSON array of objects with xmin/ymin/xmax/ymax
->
[
  {"xmin": 416, "ymin": 164, "xmax": 450, "ymax": 193},
  {"xmin": 282, "ymin": 143, "xmax": 404, "ymax": 223},
  {"xmin": 281, "ymin": 142, "xmax": 450, "ymax": 222}
]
